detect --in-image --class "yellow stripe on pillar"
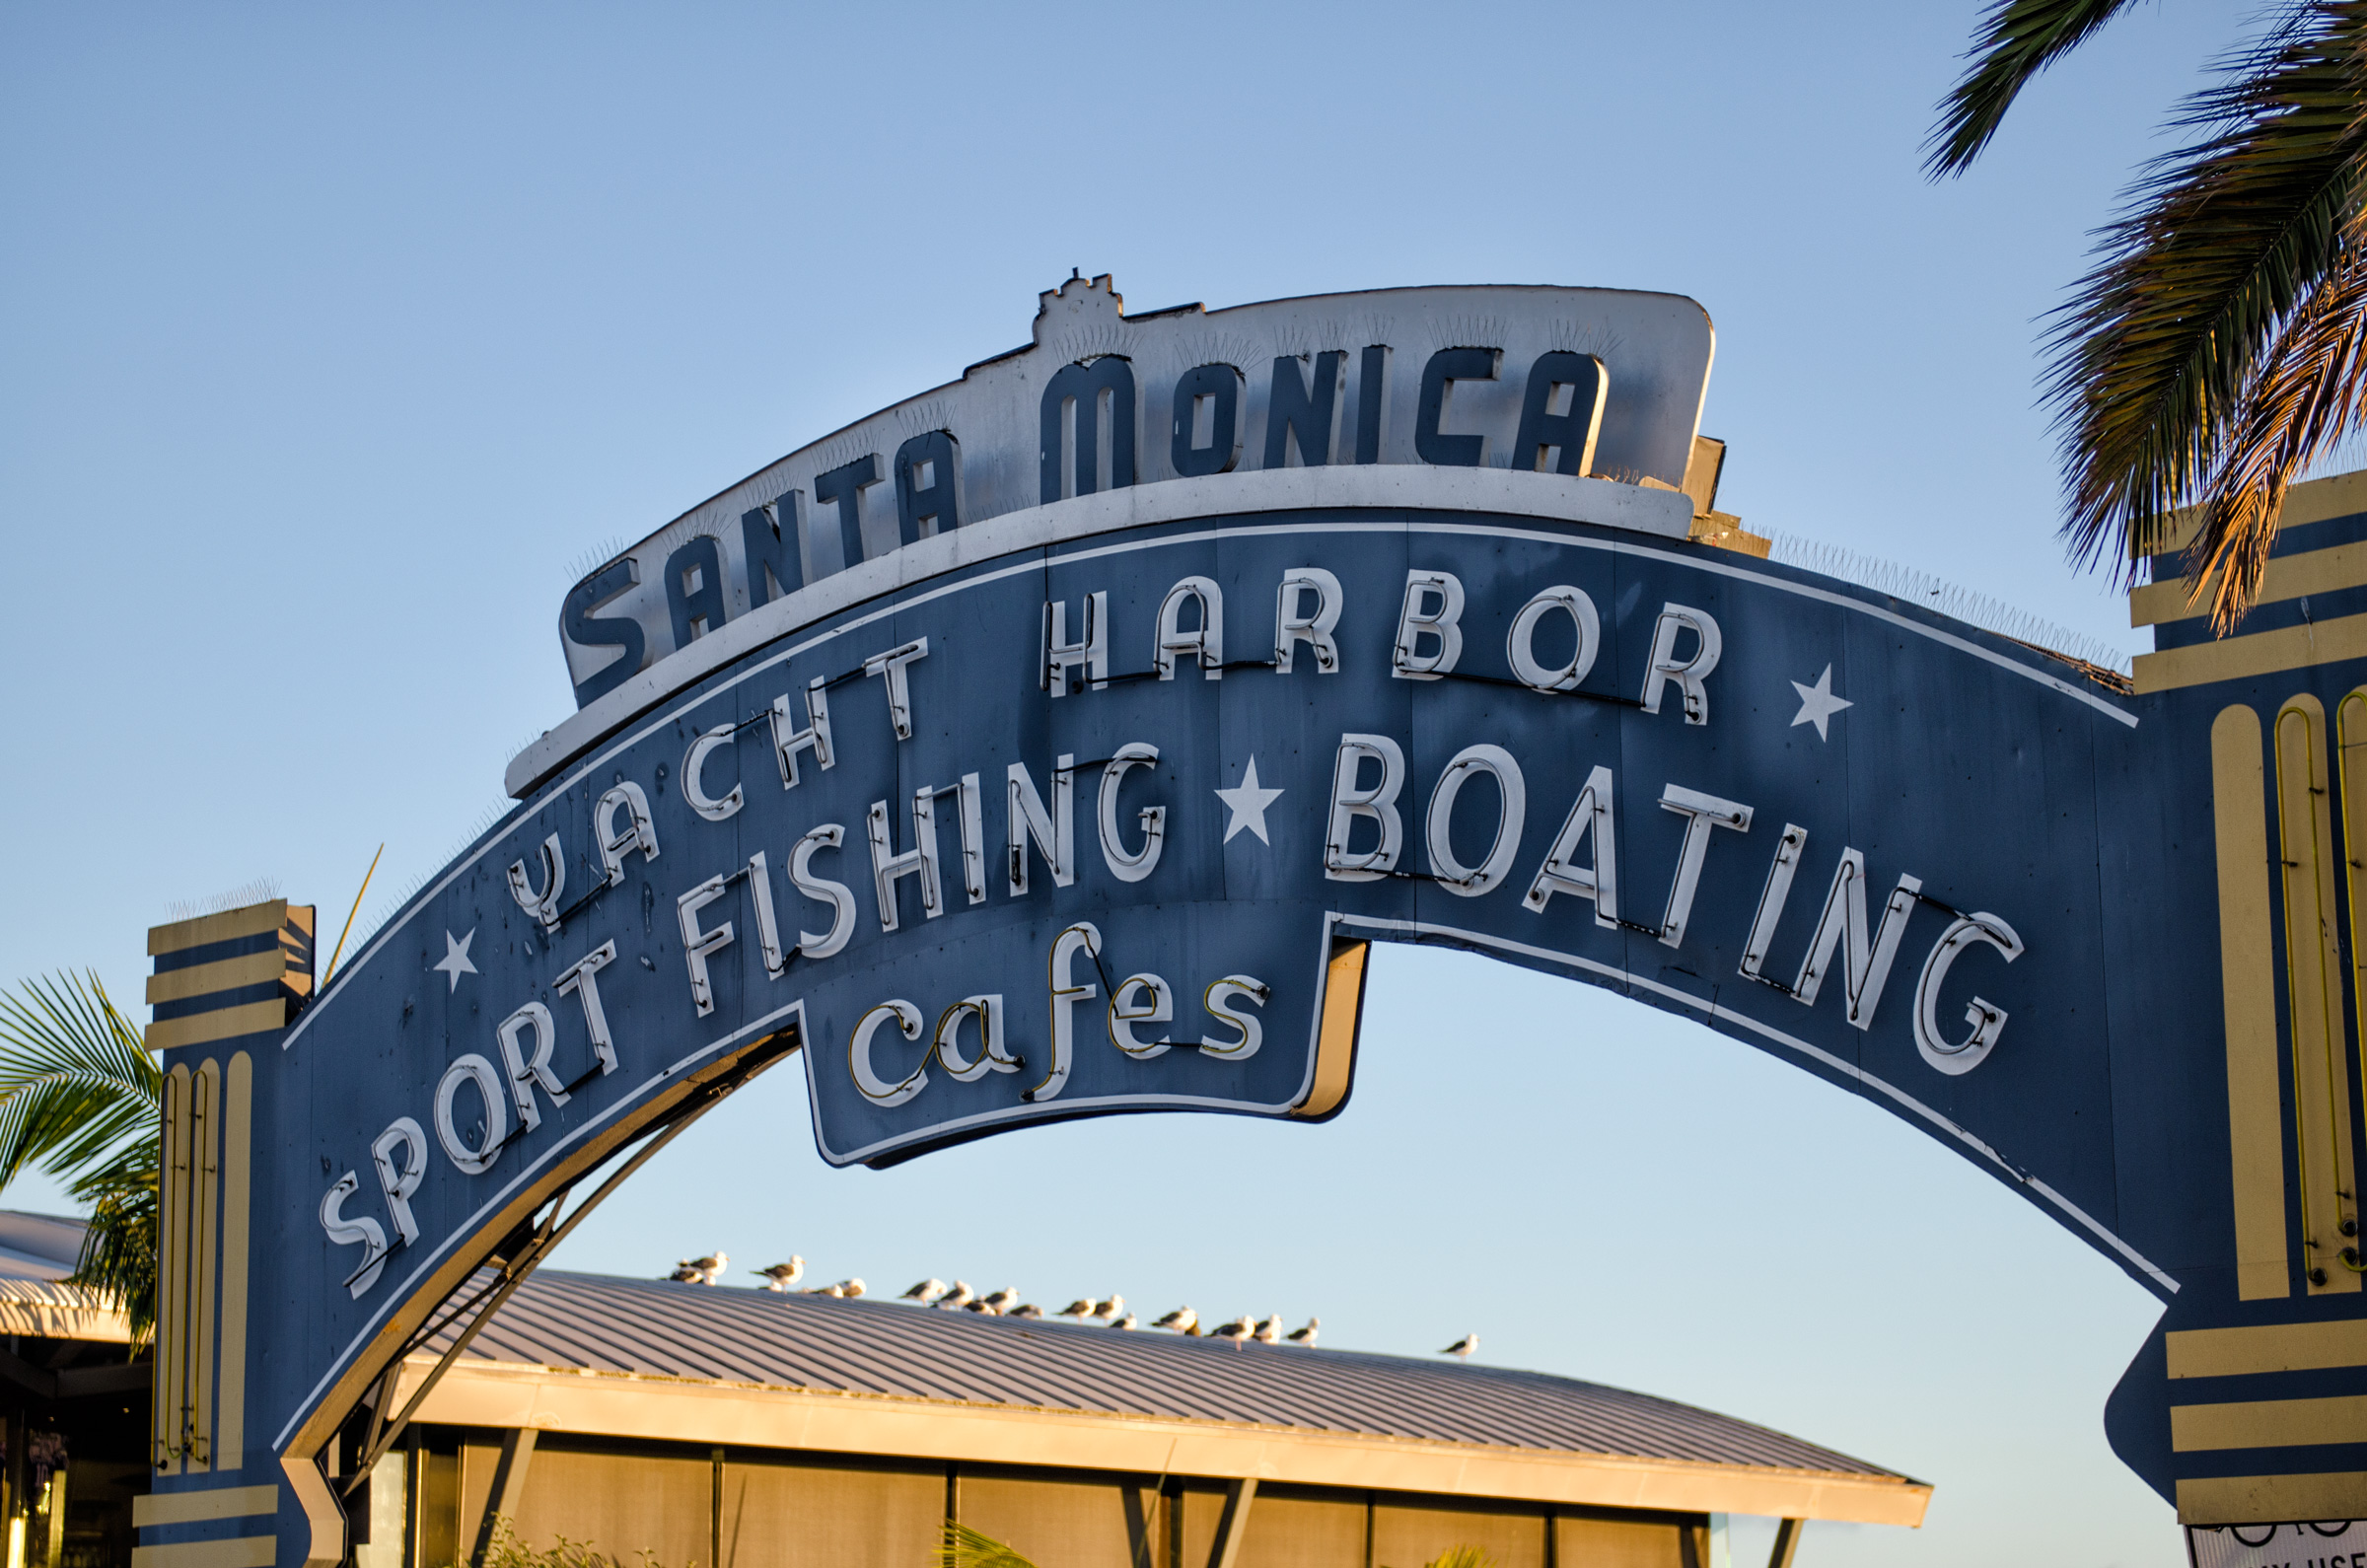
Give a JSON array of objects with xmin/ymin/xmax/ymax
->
[
  {"xmin": 155, "ymin": 1067, "xmax": 190, "ymax": 1473},
  {"xmin": 2273, "ymin": 695, "xmax": 2360, "ymax": 1294},
  {"xmin": 2174, "ymin": 1392, "xmax": 2367, "ymax": 1450},
  {"xmin": 188, "ymin": 1060, "xmax": 219, "ymax": 1468},
  {"xmin": 2213, "ymin": 704, "xmax": 2291, "ymax": 1300},
  {"xmin": 214, "ymin": 1053, "xmax": 251, "ymax": 1470},
  {"xmin": 2178, "ymin": 1469, "xmax": 2367, "ymax": 1526}
]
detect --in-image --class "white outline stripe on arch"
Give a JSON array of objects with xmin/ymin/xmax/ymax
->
[{"xmin": 1332, "ymin": 912, "xmax": 2180, "ymax": 1298}]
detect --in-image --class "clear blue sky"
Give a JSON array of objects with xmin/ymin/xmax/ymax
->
[{"xmin": 0, "ymin": 4, "xmax": 2263, "ymax": 1563}]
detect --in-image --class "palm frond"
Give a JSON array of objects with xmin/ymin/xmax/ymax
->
[
  {"xmin": 68, "ymin": 1140, "xmax": 157, "ymax": 1346},
  {"xmin": 2043, "ymin": 2, "xmax": 2367, "ymax": 598},
  {"xmin": 2180, "ymin": 235, "xmax": 2367, "ymax": 627},
  {"xmin": 0, "ymin": 971, "xmax": 162, "ymax": 1344},
  {"xmin": 0, "ymin": 972, "xmax": 161, "ymax": 1191},
  {"xmin": 1926, "ymin": 0, "xmax": 2148, "ymax": 177},
  {"xmin": 940, "ymin": 1522, "xmax": 1038, "ymax": 1568}
]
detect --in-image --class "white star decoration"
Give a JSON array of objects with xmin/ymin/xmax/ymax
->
[
  {"xmin": 1790, "ymin": 664, "xmax": 1853, "ymax": 742},
  {"xmin": 433, "ymin": 929, "xmax": 478, "ymax": 993},
  {"xmin": 1214, "ymin": 756, "xmax": 1286, "ymax": 845}
]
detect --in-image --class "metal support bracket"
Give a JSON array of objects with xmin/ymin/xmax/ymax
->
[{"xmin": 339, "ymin": 1032, "xmax": 796, "ymax": 1495}]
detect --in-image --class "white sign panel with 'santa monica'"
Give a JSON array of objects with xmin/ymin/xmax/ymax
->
[{"xmin": 553, "ymin": 275, "xmax": 1715, "ymax": 710}]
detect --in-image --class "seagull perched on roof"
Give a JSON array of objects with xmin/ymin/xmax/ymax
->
[
  {"xmin": 666, "ymin": 1266, "xmax": 704, "ymax": 1284},
  {"xmin": 1441, "ymin": 1333, "xmax": 1478, "ymax": 1360},
  {"xmin": 977, "ymin": 1287, "xmax": 1020, "ymax": 1314},
  {"xmin": 1091, "ymin": 1295, "xmax": 1125, "ymax": 1323},
  {"xmin": 1056, "ymin": 1298, "xmax": 1100, "ymax": 1319},
  {"xmin": 753, "ymin": 1258, "xmax": 805, "ymax": 1292},
  {"xmin": 936, "ymin": 1281, "xmax": 975, "ymax": 1310},
  {"xmin": 1114, "ymin": 1312, "xmax": 1138, "ymax": 1331},
  {"xmin": 1210, "ymin": 1317, "xmax": 1253, "ymax": 1345},
  {"xmin": 1152, "ymin": 1307, "xmax": 1197, "ymax": 1334},
  {"xmin": 834, "ymin": 1278, "xmax": 865, "ymax": 1298},
  {"xmin": 1254, "ymin": 1316, "xmax": 1281, "ymax": 1344},
  {"xmin": 805, "ymin": 1282, "xmax": 844, "ymax": 1297},
  {"xmin": 900, "ymin": 1278, "xmax": 948, "ymax": 1304},
  {"xmin": 1284, "ymin": 1318, "xmax": 1319, "ymax": 1346},
  {"xmin": 1008, "ymin": 1304, "xmax": 1043, "ymax": 1319},
  {"xmin": 679, "ymin": 1251, "xmax": 728, "ymax": 1284}
]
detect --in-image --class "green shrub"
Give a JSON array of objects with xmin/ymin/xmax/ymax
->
[
  {"xmin": 463, "ymin": 1517, "xmax": 684, "ymax": 1568},
  {"xmin": 938, "ymin": 1521, "xmax": 1036, "ymax": 1568},
  {"xmin": 930, "ymin": 1516, "xmax": 1492, "ymax": 1568}
]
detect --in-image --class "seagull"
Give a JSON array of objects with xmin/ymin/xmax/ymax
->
[
  {"xmin": 1092, "ymin": 1295, "xmax": 1126, "ymax": 1322},
  {"xmin": 1441, "ymin": 1333, "xmax": 1478, "ymax": 1360},
  {"xmin": 1008, "ymin": 1304, "xmax": 1043, "ymax": 1319},
  {"xmin": 964, "ymin": 1299, "xmax": 1000, "ymax": 1316},
  {"xmin": 835, "ymin": 1278, "xmax": 866, "ymax": 1299},
  {"xmin": 1152, "ymin": 1307, "xmax": 1197, "ymax": 1334},
  {"xmin": 1057, "ymin": 1298, "xmax": 1100, "ymax": 1319},
  {"xmin": 1114, "ymin": 1313, "xmax": 1138, "ymax": 1331},
  {"xmin": 753, "ymin": 1258, "xmax": 805, "ymax": 1292},
  {"xmin": 806, "ymin": 1282, "xmax": 844, "ymax": 1297},
  {"xmin": 1284, "ymin": 1318, "xmax": 1320, "ymax": 1346},
  {"xmin": 1254, "ymin": 1316, "xmax": 1280, "ymax": 1344},
  {"xmin": 936, "ymin": 1281, "xmax": 975, "ymax": 1310},
  {"xmin": 978, "ymin": 1287, "xmax": 1020, "ymax": 1314},
  {"xmin": 900, "ymin": 1278, "xmax": 948, "ymax": 1304},
  {"xmin": 666, "ymin": 1266, "xmax": 704, "ymax": 1284},
  {"xmin": 679, "ymin": 1251, "xmax": 728, "ymax": 1284},
  {"xmin": 1209, "ymin": 1317, "xmax": 1253, "ymax": 1345}
]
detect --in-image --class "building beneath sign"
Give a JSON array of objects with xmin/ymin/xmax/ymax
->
[
  {"xmin": 334, "ymin": 1271, "xmax": 1927, "ymax": 1568},
  {"xmin": 0, "ymin": 1215, "xmax": 150, "ymax": 1568},
  {"xmin": 0, "ymin": 1214, "xmax": 1928, "ymax": 1568}
]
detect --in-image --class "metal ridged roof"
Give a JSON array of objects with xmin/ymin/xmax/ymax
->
[
  {"xmin": 426, "ymin": 1271, "xmax": 1901, "ymax": 1481},
  {"xmin": 0, "ymin": 1211, "xmax": 90, "ymax": 1281}
]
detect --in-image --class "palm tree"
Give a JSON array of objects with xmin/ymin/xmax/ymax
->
[
  {"xmin": 1929, "ymin": 1, "xmax": 2367, "ymax": 630},
  {"xmin": 0, "ymin": 973, "xmax": 162, "ymax": 1344}
]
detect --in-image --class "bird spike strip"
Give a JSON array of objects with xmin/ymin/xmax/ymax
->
[{"xmin": 1769, "ymin": 532, "xmax": 2132, "ymax": 677}]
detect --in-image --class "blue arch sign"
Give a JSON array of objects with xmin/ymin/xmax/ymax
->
[{"xmin": 130, "ymin": 278, "xmax": 2367, "ymax": 1562}]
